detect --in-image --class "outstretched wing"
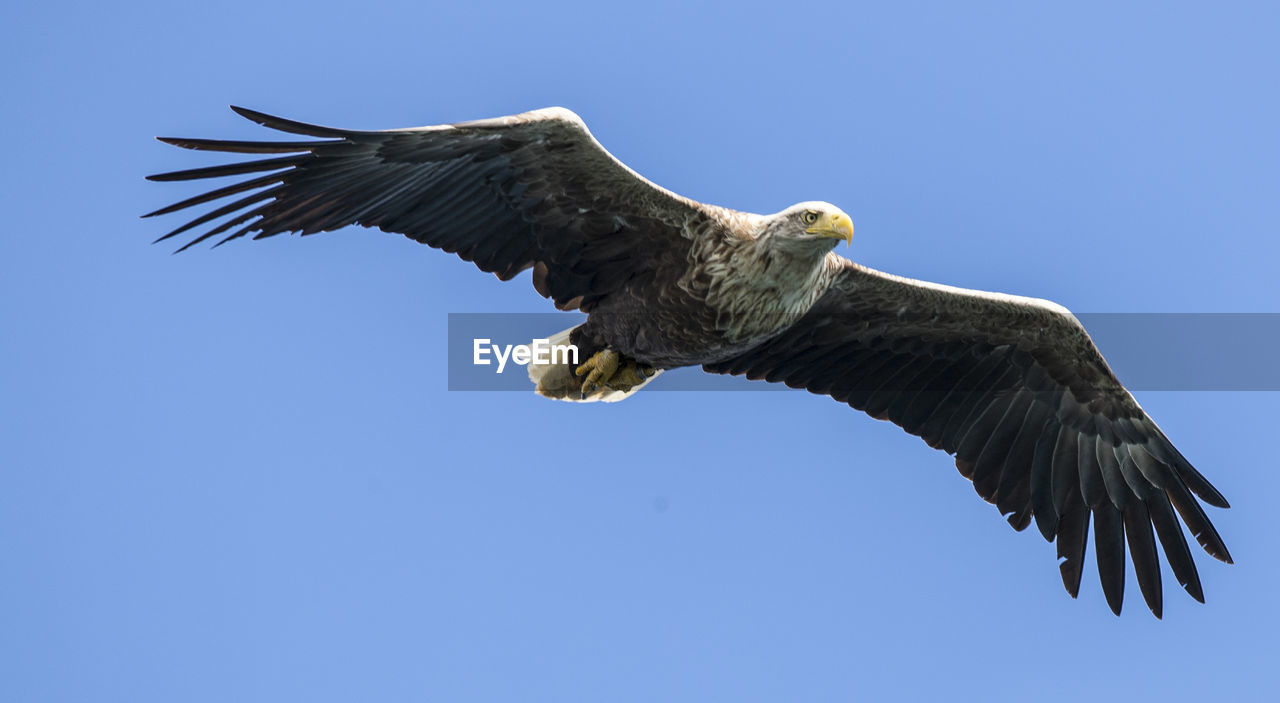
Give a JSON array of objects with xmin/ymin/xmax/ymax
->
[
  {"xmin": 705, "ymin": 256, "xmax": 1232, "ymax": 617},
  {"xmin": 146, "ymin": 106, "xmax": 708, "ymax": 311}
]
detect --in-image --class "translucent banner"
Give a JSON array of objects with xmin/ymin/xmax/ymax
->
[{"xmin": 447, "ymin": 312, "xmax": 1280, "ymax": 391}]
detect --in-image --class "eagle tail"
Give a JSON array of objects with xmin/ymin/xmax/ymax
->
[{"xmin": 528, "ymin": 325, "xmax": 662, "ymax": 403}]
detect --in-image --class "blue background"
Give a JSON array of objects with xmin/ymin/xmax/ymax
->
[{"xmin": 4, "ymin": 1, "xmax": 1278, "ymax": 700}]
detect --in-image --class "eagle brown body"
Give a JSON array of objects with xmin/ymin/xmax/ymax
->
[
  {"xmin": 573, "ymin": 209, "xmax": 844, "ymax": 368},
  {"xmin": 147, "ymin": 105, "xmax": 1232, "ymax": 617}
]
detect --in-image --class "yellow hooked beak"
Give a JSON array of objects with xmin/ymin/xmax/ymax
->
[{"xmin": 805, "ymin": 212, "xmax": 854, "ymax": 245}]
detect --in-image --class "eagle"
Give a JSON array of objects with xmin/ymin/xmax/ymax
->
[{"xmin": 146, "ymin": 105, "xmax": 1232, "ymax": 617}]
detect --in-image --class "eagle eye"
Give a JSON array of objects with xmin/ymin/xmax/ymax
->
[{"xmin": 802, "ymin": 210, "xmax": 820, "ymax": 225}]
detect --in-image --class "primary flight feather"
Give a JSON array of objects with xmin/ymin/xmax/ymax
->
[{"xmin": 147, "ymin": 105, "xmax": 1232, "ymax": 617}]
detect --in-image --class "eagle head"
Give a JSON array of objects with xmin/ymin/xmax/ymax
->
[{"xmin": 760, "ymin": 202, "xmax": 854, "ymax": 253}]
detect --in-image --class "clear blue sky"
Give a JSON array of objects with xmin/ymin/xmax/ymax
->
[{"xmin": 4, "ymin": 1, "xmax": 1279, "ymax": 701}]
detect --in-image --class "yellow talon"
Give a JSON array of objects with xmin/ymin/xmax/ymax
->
[
  {"xmin": 576, "ymin": 349, "xmax": 621, "ymax": 396},
  {"xmin": 574, "ymin": 349, "xmax": 654, "ymax": 397}
]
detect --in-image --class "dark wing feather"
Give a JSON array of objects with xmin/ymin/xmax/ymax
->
[
  {"xmin": 705, "ymin": 257, "xmax": 1232, "ymax": 616},
  {"xmin": 146, "ymin": 106, "xmax": 708, "ymax": 310}
]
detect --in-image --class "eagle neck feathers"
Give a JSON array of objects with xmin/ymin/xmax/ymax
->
[{"xmin": 683, "ymin": 211, "xmax": 841, "ymax": 343}]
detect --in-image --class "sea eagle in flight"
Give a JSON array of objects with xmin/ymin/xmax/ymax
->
[{"xmin": 146, "ymin": 106, "xmax": 1232, "ymax": 617}]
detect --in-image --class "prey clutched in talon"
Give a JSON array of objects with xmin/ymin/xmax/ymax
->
[{"xmin": 575, "ymin": 349, "xmax": 656, "ymax": 398}]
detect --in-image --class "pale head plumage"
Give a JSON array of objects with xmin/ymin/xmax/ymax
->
[{"xmin": 756, "ymin": 201, "xmax": 854, "ymax": 257}]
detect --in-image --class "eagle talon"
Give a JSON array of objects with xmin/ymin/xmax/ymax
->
[
  {"xmin": 575, "ymin": 349, "xmax": 622, "ymax": 397},
  {"xmin": 574, "ymin": 349, "xmax": 655, "ymax": 397}
]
